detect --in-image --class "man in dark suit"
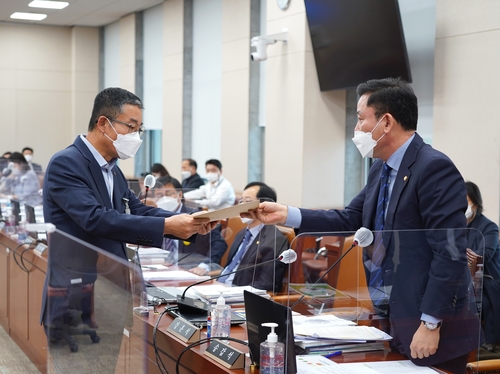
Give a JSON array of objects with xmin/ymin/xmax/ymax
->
[
  {"xmin": 157, "ymin": 176, "xmax": 227, "ymax": 274},
  {"xmin": 246, "ymin": 78, "xmax": 481, "ymax": 373},
  {"xmin": 181, "ymin": 158, "xmax": 205, "ymax": 190},
  {"xmin": 22, "ymin": 147, "xmax": 43, "ymax": 174},
  {"xmin": 219, "ymin": 182, "xmax": 288, "ymax": 293},
  {"xmin": 42, "ymin": 88, "xmax": 214, "ymax": 323}
]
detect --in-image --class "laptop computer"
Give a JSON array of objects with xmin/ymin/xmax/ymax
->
[
  {"xmin": 244, "ymin": 290, "xmax": 297, "ymax": 373},
  {"xmin": 128, "ymin": 247, "xmax": 180, "ymax": 304}
]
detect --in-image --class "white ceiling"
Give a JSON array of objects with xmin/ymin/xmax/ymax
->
[{"xmin": 0, "ymin": 0, "xmax": 164, "ymax": 27}]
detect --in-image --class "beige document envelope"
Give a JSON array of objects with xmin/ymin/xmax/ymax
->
[{"xmin": 192, "ymin": 200, "xmax": 259, "ymax": 222}]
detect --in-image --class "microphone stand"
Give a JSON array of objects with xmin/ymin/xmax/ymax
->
[
  {"xmin": 177, "ymin": 252, "xmax": 293, "ymax": 315},
  {"xmin": 290, "ymin": 240, "xmax": 360, "ymax": 310}
]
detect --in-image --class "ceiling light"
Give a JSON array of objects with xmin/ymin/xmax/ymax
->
[
  {"xmin": 10, "ymin": 12, "xmax": 47, "ymax": 21},
  {"xmin": 29, "ymin": 1, "xmax": 69, "ymax": 10}
]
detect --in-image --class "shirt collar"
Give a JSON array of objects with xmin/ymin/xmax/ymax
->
[
  {"xmin": 386, "ymin": 133, "xmax": 415, "ymax": 172},
  {"xmin": 80, "ymin": 134, "xmax": 117, "ymax": 170}
]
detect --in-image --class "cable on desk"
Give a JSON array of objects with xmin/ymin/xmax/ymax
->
[
  {"xmin": 152, "ymin": 305, "xmax": 177, "ymax": 374},
  {"xmin": 175, "ymin": 336, "xmax": 255, "ymax": 374},
  {"xmin": 20, "ymin": 240, "xmax": 41, "ymax": 273},
  {"xmin": 12, "ymin": 242, "xmax": 30, "ymax": 272}
]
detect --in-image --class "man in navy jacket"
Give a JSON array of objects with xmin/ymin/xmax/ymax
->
[{"xmin": 246, "ymin": 78, "xmax": 481, "ymax": 373}]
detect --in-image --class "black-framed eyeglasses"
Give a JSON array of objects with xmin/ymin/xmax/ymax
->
[{"xmin": 107, "ymin": 117, "xmax": 145, "ymax": 137}]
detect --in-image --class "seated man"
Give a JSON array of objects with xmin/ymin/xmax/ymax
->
[
  {"xmin": 181, "ymin": 158, "xmax": 205, "ymax": 190},
  {"xmin": 218, "ymin": 182, "xmax": 288, "ymax": 292},
  {"xmin": 183, "ymin": 159, "xmax": 235, "ymax": 211},
  {"xmin": 157, "ymin": 176, "xmax": 227, "ymax": 275}
]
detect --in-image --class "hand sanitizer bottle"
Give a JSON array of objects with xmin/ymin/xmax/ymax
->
[
  {"xmin": 211, "ymin": 292, "xmax": 231, "ymax": 340},
  {"xmin": 260, "ymin": 322, "xmax": 284, "ymax": 374}
]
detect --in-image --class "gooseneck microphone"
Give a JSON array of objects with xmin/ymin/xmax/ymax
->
[
  {"xmin": 290, "ymin": 227, "xmax": 373, "ymax": 309},
  {"xmin": 177, "ymin": 249, "xmax": 298, "ymax": 315},
  {"xmin": 142, "ymin": 174, "xmax": 156, "ymax": 203}
]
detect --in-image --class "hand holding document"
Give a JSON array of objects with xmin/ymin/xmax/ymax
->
[{"xmin": 192, "ymin": 200, "xmax": 259, "ymax": 222}]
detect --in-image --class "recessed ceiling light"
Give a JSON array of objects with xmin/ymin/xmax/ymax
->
[
  {"xmin": 29, "ymin": 0, "xmax": 69, "ymax": 10},
  {"xmin": 10, "ymin": 12, "xmax": 47, "ymax": 21}
]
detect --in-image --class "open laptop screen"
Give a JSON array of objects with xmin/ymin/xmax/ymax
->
[{"xmin": 244, "ymin": 290, "xmax": 296, "ymax": 373}]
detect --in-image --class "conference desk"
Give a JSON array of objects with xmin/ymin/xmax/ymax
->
[{"xmin": 0, "ymin": 231, "xmax": 452, "ymax": 374}]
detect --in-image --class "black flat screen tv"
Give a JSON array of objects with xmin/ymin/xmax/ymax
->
[{"xmin": 305, "ymin": 0, "xmax": 411, "ymax": 91}]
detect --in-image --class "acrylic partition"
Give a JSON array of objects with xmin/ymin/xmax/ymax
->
[
  {"xmin": 44, "ymin": 228, "xmax": 145, "ymax": 373},
  {"xmin": 284, "ymin": 228, "xmax": 486, "ymax": 369}
]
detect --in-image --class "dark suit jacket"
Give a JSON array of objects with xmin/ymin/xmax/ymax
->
[
  {"xmin": 182, "ymin": 173, "xmax": 205, "ymax": 190},
  {"xmin": 299, "ymin": 133, "xmax": 480, "ymax": 366},
  {"xmin": 177, "ymin": 204, "xmax": 227, "ymax": 267},
  {"xmin": 41, "ymin": 136, "xmax": 177, "ymax": 323},
  {"xmin": 467, "ymin": 213, "xmax": 500, "ymax": 343},
  {"xmin": 226, "ymin": 225, "xmax": 288, "ymax": 292}
]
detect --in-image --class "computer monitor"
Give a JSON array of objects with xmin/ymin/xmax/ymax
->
[
  {"xmin": 10, "ymin": 199, "xmax": 21, "ymax": 224},
  {"xmin": 24, "ymin": 204, "xmax": 36, "ymax": 224},
  {"xmin": 244, "ymin": 291, "xmax": 297, "ymax": 373}
]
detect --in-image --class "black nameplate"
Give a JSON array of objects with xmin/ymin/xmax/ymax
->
[
  {"xmin": 33, "ymin": 242, "xmax": 47, "ymax": 255},
  {"xmin": 204, "ymin": 339, "xmax": 245, "ymax": 369},
  {"xmin": 166, "ymin": 317, "xmax": 201, "ymax": 343}
]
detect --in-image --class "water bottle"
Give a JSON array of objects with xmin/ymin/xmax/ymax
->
[
  {"xmin": 474, "ymin": 264, "xmax": 484, "ymax": 313},
  {"xmin": 211, "ymin": 292, "xmax": 231, "ymax": 340},
  {"xmin": 3, "ymin": 208, "xmax": 16, "ymax": 236}
]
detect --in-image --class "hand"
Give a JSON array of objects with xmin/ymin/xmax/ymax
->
[
  {"xmin": 163, "ymin": 214, "xmax": 211, "ymax": 239},
  {"xmin": 410, "ymin": 322, "xmax": 440, "ymax": 359},
  {"xmin": 189, "ymin": 266, "xmax": 207, "ymax": 276},
  {"xmin": 241, "ymin": 202, "xmax": 288, "ymax": 225},
  {"xmin": 466, "ymin": 248, "xmax": 481, "ymax": 264}
]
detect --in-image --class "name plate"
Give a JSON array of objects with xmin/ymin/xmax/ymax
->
[
  {"xmin": 166, "ymin": 317, "xmax": 201, "ymax": 343},
  {"xmin": 204, "ymin": 339, "xmax": 245, "ymax": 369},
  {"xmin": 33, "ymin": 242, "xmax": 48, "ymax": 255}
]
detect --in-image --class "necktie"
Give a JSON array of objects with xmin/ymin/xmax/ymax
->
[
  {"xmin": 218, "ymin": 230, "xmax": 252, "ymax": 283},
  {"xmin": 162, "ymin": 238, "xmax": 178, "ymax": 263},
  {"xmin": 369, "ymin": 162, "xmax": 392, "ymax": 290}
]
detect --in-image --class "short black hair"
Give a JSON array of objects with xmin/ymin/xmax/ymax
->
[
  {"xmin": 465, "ymin": 181, "xmax": 483, "ymax": 216},
  {"xmin": 158, "ymin": 176, "xmax": 182, "ymax": 190},
  {"xmin": 88, "ymin": 87, "xmax": 143, "ymax": 131},
  {"xmin": 206, "ymin": 159, "xmax": 222, "ymax": 171},
  {"xmin": 184, "ymin": 158, "xmax": 197, "ymax": 170},
  {"xmin": 22, "ymin": 147, "xmax": 34, "ymax": 154},
  {"xmin": 151, "ymin": 163, "xmax": 169, "ymax": 177},
  {"xmin": 356, "ymin": 77, "xmax": 418, "ymax": 131},
  {"xmin": 244, "ymin": 181, "xmax": 277, "ymax": 203},
  {"xmin": 9, "ymin": 152, "xmax": 29, "ymax": 172}
]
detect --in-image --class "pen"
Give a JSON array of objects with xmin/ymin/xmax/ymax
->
[{"xmin": 323, "ymin": 351, "xmax": 342, "ymax": 358}]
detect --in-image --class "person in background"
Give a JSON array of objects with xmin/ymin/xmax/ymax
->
[
  {"xmin": 184, "ymin": 159, "xmax": 235, "ymax": 211},
  {"xmin": 157, "ymin": 176, "xmax": 227, "ymax": 275},
  {"xmin": 0, "ymin": 151, "xmax": 11, "ymax": 170},
  {"xmin": 464, "ymin": 181, "xmax": 500, "ymax": 352},
  {"xmin": 218, "ymin": 182, "xmax": 288, "ymax": 292},
  {"xmin": 0, "ymin": 152, "xmax": 41, "ymax": 206},
  {"xmin": 245, "ymin": 78, "xmax": 480, "ymax": 373},
  {"xmin": 2, "ymin": 151, "xmax": 11, "ymax": 158},
  {"xmin": 181, "ymin": 158, "xmax": 205, "ymax": 190},
  {"xmin": 22, "ymin": 147, "xmax": 43, "ymax": 173},
  {"xmin": 150, "ymin": 163, "xmax": 169, "ymax": 178}
]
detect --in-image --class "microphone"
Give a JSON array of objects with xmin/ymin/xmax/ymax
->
[
  {"xmin": 177, "ymin": 249, "xmax": 298, "ymax": 315},
  {"xmin": 2, "ymin": 162, "xmax": 14, "ymax": 177},
  {"xmin": 142, "ymin": 174, "xmax": 156, "ymax": 204},
  {"xmin": 290, "ymin": 227, "xmax": 373, "ymax": 309}
]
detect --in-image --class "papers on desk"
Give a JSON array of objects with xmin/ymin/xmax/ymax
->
[
  {"xmin": 294, "ymin": 324, "xmax": 392, "ymax": 341},
  {"xmin": 190, "ymin": 284, "xmax": 269, "ymax": 304},
  {"xmin": 142, "ymin": 270, "xmax": 209, "ymax": 282}
]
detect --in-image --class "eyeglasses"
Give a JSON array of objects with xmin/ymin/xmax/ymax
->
[{"xmin": 107, "ymin": 117, "xmax": 145, "ymax": 137}]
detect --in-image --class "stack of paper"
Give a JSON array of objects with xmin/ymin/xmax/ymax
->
[
  {"xmin": 294, "ymin": 324, "xmax": 392, "ymax": 342},
  {"xmin": 142, "ymin": 270, "xmax": 208, "ymax": 282},
  {"xmin": 190, "ymin": 284, "xmax": 269, "ymax": 304}
]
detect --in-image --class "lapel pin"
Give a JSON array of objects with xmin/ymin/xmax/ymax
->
[{"xmin": 404, "ymin": 176, "xmax": 408, "ymax": 182}]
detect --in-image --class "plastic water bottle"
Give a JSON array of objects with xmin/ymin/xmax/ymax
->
[
  {"xmin": 474, "ymin": 264, "xmax": 484, "ymax": 313},
  {"xmin": 260, "ymin": 322, "xmax": 285, "ymax": 374},
  {"xmin": 3, "ymin": 208, "xmax": 16, "ymax": 236},
  {"xmin": 211, "ymin": 292, "xmax": 231, "ymax": 340}
]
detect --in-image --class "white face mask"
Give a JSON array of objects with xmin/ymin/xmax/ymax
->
[
  {"xmin": 104, "ymin": 119, "xmax": 143, "ymax": 160},
  {"xmin": 465, "ymin": 204, "xmax": 474, "ymax": 220},
  {"xmin": 206, "ymin": 172, "xmax": 219, "ymax": 183},
  {"xmin": 181, "ymin": 171, "xmax": 191, "ymax": 181},
  {"xmin": 157, "ymin": 196, "xmax": 179, "ymax": 212},
  {"xmin": 241, "ymin": 217, "xmax": 253, "ymax": 225},
  {"xmin": 24, "ymin": 154, "xmax": 33, "ymax": 163},
  {"xmin": 352, "ymin": 117, "xmax": 385, "ymax": 158}
]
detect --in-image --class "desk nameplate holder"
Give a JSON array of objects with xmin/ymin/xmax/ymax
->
[
  {"xmin": 166, "ymin": 317, "xmax": 201, "ymax": 343},
  {"xmin": 33, "ymin": 242, "xmax": 48, "ymax": 256},
  {"xmin": 204, "ymin": 339, "xmax": 245, "ymax": 369}
]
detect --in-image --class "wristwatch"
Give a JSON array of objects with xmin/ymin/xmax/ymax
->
[{"xmin": 422, "ymin": 321, "xmax": 442, "ymax": 330}]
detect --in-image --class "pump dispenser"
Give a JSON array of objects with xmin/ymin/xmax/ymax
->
[
  {"xmin": 211, "ymin": 292, "xmax": 231, "ymax": 339},
  {"xmin": 260, "ymin": 322, "xmax": 284, "ymax": 374}
]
